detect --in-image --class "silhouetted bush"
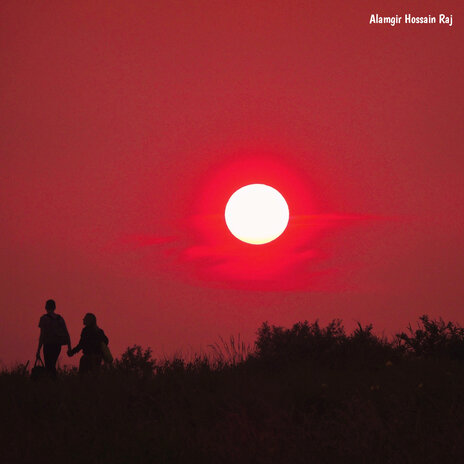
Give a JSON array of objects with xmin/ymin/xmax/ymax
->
[
  {"xmin": 253, "ymin": 319, "xmax": 398, "ymax": 367},
  {"xmin": 345, "ymin": 322, "xmax": 400, "ymax": 367},
  {"xmin": 111, "ymin": 316, "xmax": 464, "ymax": 377},
  {"xmin": 114, "ymin": 344, "xmax": 157, "ymax": 376},
  {"xmin": 254, "ymin": 319, "xmax": 346, "ymax": 363},
  {"xmin": 2, "ymin": 315, "xmax": 464, "ymax": 463},
  {"xmin": 396, "ymin": 315, "xmax": 464, "ymax": 359},
  {"xmin": 114, "ymin": 345, "xmax": 215, "ymax": 378}
]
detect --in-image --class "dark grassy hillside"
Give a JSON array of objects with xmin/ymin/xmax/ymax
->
[{"xmin": 1, "ymin": 316, "xmax": 464, "ymax": 464}]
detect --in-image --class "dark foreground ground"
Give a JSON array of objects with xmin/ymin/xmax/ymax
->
[{"xmin": 2, "ymin": 318, "xmax": 464, "ymax": 464}]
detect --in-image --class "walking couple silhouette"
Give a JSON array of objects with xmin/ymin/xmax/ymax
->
[{"xmin": 36, "ymin": 299, "xmax": 110, "ymax": 376}]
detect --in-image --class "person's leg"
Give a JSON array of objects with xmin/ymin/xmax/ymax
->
[
  {"xmin": 43, "ymin": 344, "xmax": 61, "ymax": 377},
  {"xmin": 87, "ymin": 355, "xmax": 102, "ymax": 372},
  {"xmin": 79, "ymin": 354, "xmax": 92, "ymax": 374},
  {"xmin": 93, "ymin": 355, "xmax": 103, "ymax": 372},
  {"xmin": 79, "ymin": 354, "xmax": 103, "ymax": 374}
]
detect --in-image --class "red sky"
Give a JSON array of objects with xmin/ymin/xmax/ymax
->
[{"xmin": 1, "ymin": 1, "xmax": 463, "ymax": 366}]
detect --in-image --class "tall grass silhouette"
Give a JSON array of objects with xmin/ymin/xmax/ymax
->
[
  {"xmin": 1, "ymin": 315, "xmax": 464, "ymax": 463},
  {"xmin": 208, "ymin": 334, "xmax": 252, "ymax": 366}
]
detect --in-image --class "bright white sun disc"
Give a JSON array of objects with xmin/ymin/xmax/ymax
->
[{"xmin": 225, "ymin": 184, "xmax": 289, "ymax": 245}]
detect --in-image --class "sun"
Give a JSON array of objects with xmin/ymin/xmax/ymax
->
[{"xmin": 225, "ymin": 184, "xmax": 290, "ymax": 245}]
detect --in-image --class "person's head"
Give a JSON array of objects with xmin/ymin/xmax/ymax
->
[
  {"xmin": 83, "ymin": 313, "xmax": 97, "ymax": 327},
  {"xmin": 45, "ymin": 299, "xmax": 56, "ymax": 313}
]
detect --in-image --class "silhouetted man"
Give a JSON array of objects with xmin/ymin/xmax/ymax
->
[
  {"xmin": 69, "ymin": 313, "xmax": 109, "ymax": 373},
  {"xmin": 36, "ymin": 299, "xmax": 71, "ymax": 377}
]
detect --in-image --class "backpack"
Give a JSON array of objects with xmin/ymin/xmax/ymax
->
[{"xmin": 43, "ymin": 314, "xmax": 69, "ymax": 345}]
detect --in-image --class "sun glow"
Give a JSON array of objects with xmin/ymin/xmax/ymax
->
[{"xmin": 225, "ymin": 184, "xmax": 289, "ymax": 245}]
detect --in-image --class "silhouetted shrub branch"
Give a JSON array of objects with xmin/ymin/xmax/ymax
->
[
  {"xmin": 395, "ymin": 315, "xmax": 464, "ymax": 359},
  {"xmin": 114, "ymin": 344, "xmax": 157, "ymax": 375}
]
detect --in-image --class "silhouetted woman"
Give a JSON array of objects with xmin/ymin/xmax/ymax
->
[
  {"xmin": 69, "ymin": 313, "xmax": 109, "ymax": 373},
  {"xmin": 36, "ymin": 299, "xmax": 71, "ymax": 377}
]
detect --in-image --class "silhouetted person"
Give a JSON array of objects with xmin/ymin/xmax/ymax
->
[
  {"xmin": 36, "ymin": 299, "xmax": 71, "ymax": 377},
  {"xmin": 69, "ymin": 313, "xmax": 109, "ymax": 373}
]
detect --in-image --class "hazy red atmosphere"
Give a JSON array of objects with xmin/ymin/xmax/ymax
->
[{"xmin": 1, "ymin": 1, "xmax": 463, "ymax": 366}]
